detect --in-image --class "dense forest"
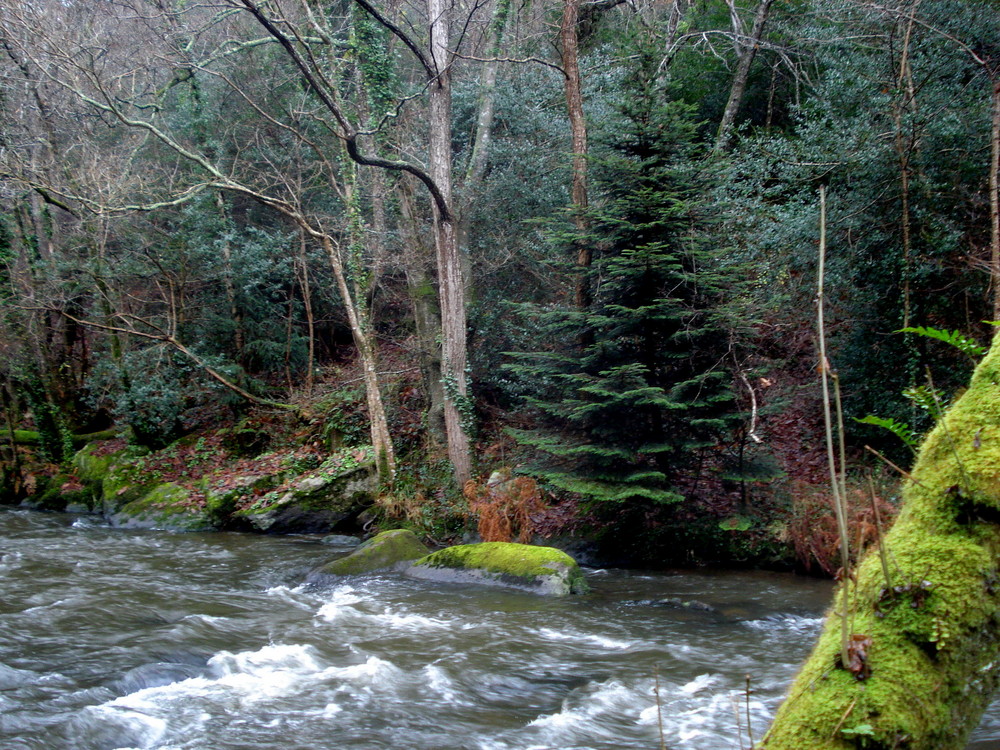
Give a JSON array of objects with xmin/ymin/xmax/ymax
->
[{"xmin": 1, "ymin": 0, "xmax": 998, "ymax": 568}]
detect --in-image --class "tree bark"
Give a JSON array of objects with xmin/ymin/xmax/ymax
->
[
  {"xmin": 399, "ymin": 178, "xmax": 447, "ymax": 448},
  {"xmin": 428, "ymin": 0, "xmax": 473, "ymax": 485},
  {"xmin": 762, "ymin": 337, "xmax": 1000, "ymax": 748},
  {"xmin": 560, "ymin": 0, "xmax": 591, "ymax": 311},
  {"xmin": 714, "ymin": 0, "xmax": 775, "ymax": 153},
  {"xmin": 321, "ymin": 232, "xmax": 397, "ymax": 483}
]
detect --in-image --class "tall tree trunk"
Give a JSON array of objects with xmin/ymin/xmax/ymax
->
[
  {"xmin": 560, "ymin": 0, "xmax": 591, "ymax": 311},
  {"xmin": 762, "ymin": 337, "xmax": 1000, "ymax": 748},
  {"xmin": 456, "ymin": 0, "xmax": 510, "ymax": 296},
  {"xmin": 215, "ymin": 192, "xmax": 245, "ymax": 363},
  {"xmin": 297, "ymin": 230, "xmax": 316, "ymax": 395},
  {"xmin": 714, "ymin": 0, "xmax": 775, "ymax": 152},
  {"xmin": 321, "ymin": 230, "xmax": 397, "ymax": 483},
  {"xmin": 399, "ymin": 179, "xmax": 447, "ymax": 448},
  {"xmin": 428, "ymin": 0, "xmax": 473, "ymax": 486},
  {"xmin": 892, "ymin": 12, "xmax": 919, "ymax": 331}
]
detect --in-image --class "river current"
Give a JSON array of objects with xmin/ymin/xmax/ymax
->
[{"xmin": 2, "ymin": 508, "xmax": 999, "ymax": 750}]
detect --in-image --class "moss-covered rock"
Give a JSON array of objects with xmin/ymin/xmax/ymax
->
[
  {"xmin": 763, "ymin": 336, "xmax": 1000, "ymax": 749},
  {"xmin": 405, "ymin": 542, "xmax": 589, "ymax": 596},
  {"xmin": 235, "ymin": 448, "xmax": 377, "ymax": 533},
  {"xmin": 21, "ymin": 474, "xmax": 96, "ymax": 512},
  {"xmin": 309, "ymin": 529, "xmax": 430, "ymax": 580},
  {"xmin": 72, "ymin": 442, "xmax": 118, "ymax": 486},
  {"xmin": 111, "ymin": 483, "xmax": 213, "ymax": 531}
]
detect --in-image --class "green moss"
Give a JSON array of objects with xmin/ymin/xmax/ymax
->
[
  {"xmin": 316, "ymin": 529, "xmax": 429, "ymax": 576},
  {"xmin": 114, "ymin": 483, "xmax": 212, "ymax": 531},
  {"xmin": 72, "ymin": 443, "xmax": 116, "ymax": 485},
  {"xmin": 411, "ymin": 542, "xmax": 590, "ymax": 595},
  {"xmin": 763, "ymin": 340, "xmax": 1000, "ymax": 749}
]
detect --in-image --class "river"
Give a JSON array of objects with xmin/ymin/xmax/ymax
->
[{"xmin": 1, "ymin": 508, "xmax": 999, "ymax": 750}]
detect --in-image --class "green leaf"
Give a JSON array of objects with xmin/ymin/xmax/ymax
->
[
  {"xmin": 897, "ymin": 326, "xmax": 986, "ymax": 359},
  {"xmin": 854, "ymin": 415, "xmax": 920, "ymax": 453}
]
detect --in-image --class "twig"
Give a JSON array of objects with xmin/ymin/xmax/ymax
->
[
  {"xmin": 830, "ymin": 696, "xmax": 858, "ymax": 738},
  {"xmin": 867, "ymin": 471, "xmax": 894, "ymax": 589},
  {"xmin": 864, "ymin": 444, "xmax": 925, "ymax": 487},
  {"xmin": 654, "ymin": 666, "xmax": 668, "ymax": 750},
  {"xmin": 816, "ymin": 184, "xmax": 852, "ymax": 670},
  {"xmin": 745, "ymin": 674, "xmax": 755, "ymax": 749}
]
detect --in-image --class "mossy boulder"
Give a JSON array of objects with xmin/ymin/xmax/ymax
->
[
  {"xmin": 111, "ymin": 483, "xmax": 213, "ymax": 531},
  {"xmin": 72, "ymin": 442, "xmax": 154, "ymax": 514},
  {"xmin": 405, "ymin": 542, "xmax": 589, "ymax": 596},
  {"xmin": 21, "ymin": 474, "xmax": 96, "ymax": 512},
  {"xmin": 309, "ymin": 529, "xmax": 430, "ymax": 580},
  {"xmin": 72, "ymin": 442, "xmax": 119, "ymax": 486},
  {"xmin": 235, "ymin": 448, "xmax": 377, "ymax": 533}
]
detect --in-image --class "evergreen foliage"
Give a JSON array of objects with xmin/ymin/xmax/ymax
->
[{"xmin": 507, "ymin": 51, "xmax": 740, "ymax": 505}]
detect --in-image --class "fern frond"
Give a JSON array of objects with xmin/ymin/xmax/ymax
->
[
  {"xmin": 854, "ymin": 415, "xmax": 919, "ymax": 454},
  {"xmin": 897, "ymin": 326, "xmax": 986, "ymax": 360}
]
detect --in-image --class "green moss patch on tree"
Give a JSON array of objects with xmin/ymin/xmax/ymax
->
[
  {"xmin": 762, "ymin": 339, "xmax": 1000, "ymax": 749},
  {"xmin": 406, "ymin": 542, "xmax": 589, "ymax": 596}
]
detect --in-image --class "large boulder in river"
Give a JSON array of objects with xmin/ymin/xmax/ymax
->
[
  {"xmin": 309, "ymin": 529, "xmax": 430, "ymax": 580},
  {"xmin": 405, "ymin": 542, "xmax": 589, "ymax": 596}
]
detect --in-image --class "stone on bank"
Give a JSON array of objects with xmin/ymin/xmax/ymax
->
[{"xmin": 405, "ymin": 542, "xmax": 589, "ymax": 596}]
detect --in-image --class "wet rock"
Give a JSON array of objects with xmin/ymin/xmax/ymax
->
[
  {"xmin": 308, "ymin": 529, "xmax": 430, "ymax": 580},
  {"xmin": 405, "ymin": 542, "xmax": 589, "ymax": 596},
  {"xmin": 235, "ymin": 451, "xmax": 377, "ymax": 534},
  {"xmin": 657, "ymin": 597, "xmax": 717, "ymax": 613},
  {"xmin": 111, "ymin": 483, "xmax": 214, "ymax": 531}
]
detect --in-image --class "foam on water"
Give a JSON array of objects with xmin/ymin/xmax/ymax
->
[
  {"xmin": 537, "ymin": 627, "xmax": 637, "ymax": 651},
  {"xmin": 742, "ymin": 614, "xmax": 824, "ymax": 634}
]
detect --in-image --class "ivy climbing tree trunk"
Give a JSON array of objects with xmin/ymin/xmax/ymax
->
[
  {"xmin": 761, "ymin": 336, "xmax": 1000, "ymax": 748},
  {"xmin": 427, "ymin": 0, "xmax": 473, "ymax": 486}
]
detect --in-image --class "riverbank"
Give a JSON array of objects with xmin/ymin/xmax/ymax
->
[{"xmin": 0, "ymin": 397, "xmax": 898, "ymax": 573}]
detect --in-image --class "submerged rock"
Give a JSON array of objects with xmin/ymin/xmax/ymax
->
[
  {"xmin": 405, "ymin": 542, "xmax": 589, "ymax": 596},
  {"xmin": 320, "ymin": 534, "xmax": 362, "ymax": 547},
  {"xmin": 309, "ymin": 529, "xmax": 430, "ymax": 580}
]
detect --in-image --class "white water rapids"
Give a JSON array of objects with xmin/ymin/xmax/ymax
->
[{"xmin": 1, "ymin": 508, "xmax": 999, "ymax": 749}]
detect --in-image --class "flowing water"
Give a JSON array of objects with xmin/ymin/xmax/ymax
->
[{"xmin": 2, "ymin": 508, "xmax": 999, "ymax": 750}]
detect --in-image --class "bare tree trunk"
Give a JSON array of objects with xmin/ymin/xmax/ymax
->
[
  {"xmin": 428, "ymin": 0, "xmax": 473, "ymax": 485},
  {"xmin": 892, "ymin": 12, "xmax": 919, "ymax": 330},
  {"xmin": 215, "ymin": 191, "xmax": 245, "ymax": 362},
  {"xmin": 321, "ymin": 234, "xmax": 397, "ymax": 483},
  {"xmin": 456, "ymin": 0, "xmax": 510, "ymax": 295},
  {"xmin": 560, "ymin": 0, "xmax": 591, "ymax": 311},
  {"xmin": 399, "ymin": 179, "xmax": 447, "ymax": 447},
  {"xmin": 714, "ymin": 0, "xmax": 775, "ymax": 152},
  {"xmin": 297, "ymin": 230, "xmax": 316, "ymax": 395}
]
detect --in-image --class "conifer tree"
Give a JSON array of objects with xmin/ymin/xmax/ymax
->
[{"xmin": 508, "ymin": 50, "xmax": 739, "ymax": 505}]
